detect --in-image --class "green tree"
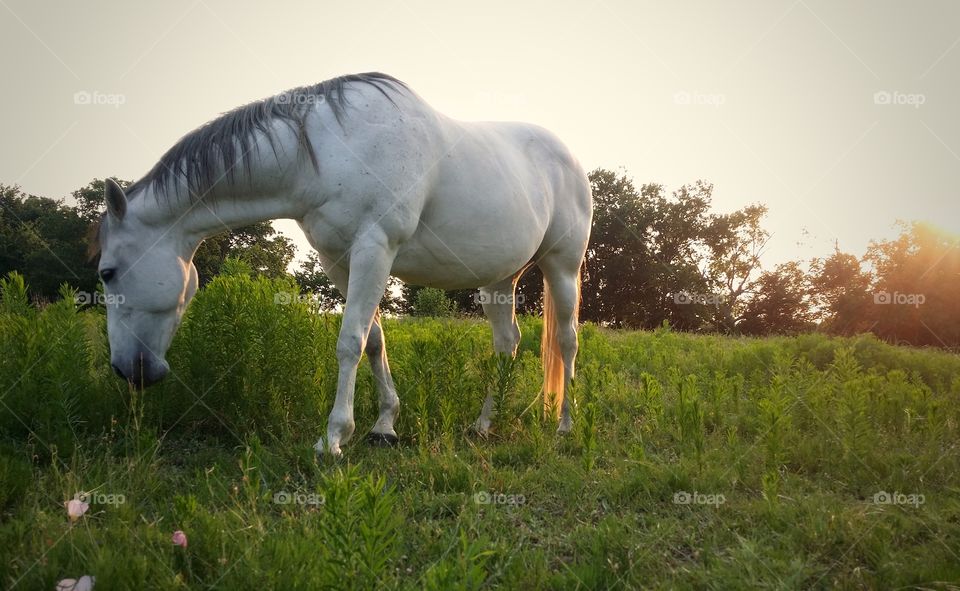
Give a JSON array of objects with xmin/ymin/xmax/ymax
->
[
  {"xmin": 580, "ymin": 169, "xmax": 769, "ymax": 331},
  {"xmin": 293, "ymin": 252, "xmax": 344, "ymax": 310},
  {"xmin": 191, "ymin": 221, "xmax": 296, "ymax": 285},
  {"xmin": 864, "ymin": 222, "xmax": 959, "ymax": 347},
  {"xmin": 739, "ymin": 262, "xmax": 814, "ymax": 335},
  {"xmin": 702, "ymin": 203, "xmax": 771, "ymax": 332},
  {"xmin": 809, "ymin": 248, "xmax": 873, "ymax": 335},
  {"xmin": 0, "ymin": 184, "xmax": 97, "ymax": 301},
  {"xmin": 579, "ymin": 169, "xmax": 666, "ymax": 327}
]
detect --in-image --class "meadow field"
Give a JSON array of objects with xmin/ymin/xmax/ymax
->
[{"xmin": 1, "ymin": 269, "xmax": 959, "ymax": 590}]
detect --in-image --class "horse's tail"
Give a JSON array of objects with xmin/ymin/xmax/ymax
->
[{"xmin": 541, "ymin": 268, "xmax": 579, "ymax": 417}]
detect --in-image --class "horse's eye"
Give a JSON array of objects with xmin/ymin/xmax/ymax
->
[{"xmin": 100, "ymin": 268, "xmax": 116, "ymax": 283}]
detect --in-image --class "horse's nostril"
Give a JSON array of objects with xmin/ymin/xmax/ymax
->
[{"xmin": 111, "ymin": 363, "xmax": 126, "ymax": 379}]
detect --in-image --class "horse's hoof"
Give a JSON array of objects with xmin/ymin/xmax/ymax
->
[
  {"xmin": 366, "ymin": 432, "xmax": 399, "ymax": 447},
  {"xmin": 473, "ymin": 417, "xmax": 491, "ymax": 437},
  {"xmin": 315, "ymin": 438, "xmax": 344, "ymax": 458}
]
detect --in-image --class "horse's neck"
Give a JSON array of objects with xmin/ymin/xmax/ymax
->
[
  {"xmin": 137, "ymin": 183, "xmax": 307, "ymax": 246},
  {"xmin": 187, "ymin": 195, "xmax": 302, "ymax": 239}
]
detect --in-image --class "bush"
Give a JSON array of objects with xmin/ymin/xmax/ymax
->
[
  {"xmin": 149, "ymin": 269, "xmax": 338, "ymax": 441},
  {"xmin": 412, "ymin": 287, "xmax": 457, "ymax": 317},
  {"xmin": 0, "ymin": 272, "xmax": 122, "ymax": 456}
]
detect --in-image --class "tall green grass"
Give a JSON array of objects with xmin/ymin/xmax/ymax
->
[{"xmin": 1, "ymin": 270, "xmax": 959, "ymax": 588}]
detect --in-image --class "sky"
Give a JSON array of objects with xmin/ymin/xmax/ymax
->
[{"xmin": 1, "ymin": 0, "xmax": 957, "ymax": 269}]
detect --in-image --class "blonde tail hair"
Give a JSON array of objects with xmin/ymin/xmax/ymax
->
[{"xmin": 541, "ymin": 269, "xmax": 580, "ymax": 418}]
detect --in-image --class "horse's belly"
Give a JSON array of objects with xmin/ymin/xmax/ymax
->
[{"xmin": 391, "ymin": 209, "xmax": 542, "ymax": 289}]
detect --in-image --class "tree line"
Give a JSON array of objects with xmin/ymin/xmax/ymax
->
[{"xmin": 1, "ymin": 169, "xmax": 956, "ymax": 348}]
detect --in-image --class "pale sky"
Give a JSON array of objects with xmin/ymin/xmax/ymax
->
[{"xmin": 1, "ymin": 0, "xmax": 957, "ymax": 269}]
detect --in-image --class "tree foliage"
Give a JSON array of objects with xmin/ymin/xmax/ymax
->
[
  {"xmin": 1, "ymin": 174, "xmax": 956, "ymax": 348},
  {"xmin": 0, "ymin": 184, "xmax": 98, "ymax": 301},
  {"xmin": 0, "ymin": 179, "xmax": 297, "ymax": 301}
]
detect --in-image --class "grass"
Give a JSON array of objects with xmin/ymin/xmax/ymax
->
[{"xmin": 1, "ymin": 270, "xmax": 960, "ymax": 589}]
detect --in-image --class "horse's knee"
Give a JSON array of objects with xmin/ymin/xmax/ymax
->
[{"xmin": 337, "ymin": 332, "xmax": 364, "ymax": 366}]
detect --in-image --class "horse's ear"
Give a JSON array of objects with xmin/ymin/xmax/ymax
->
[{"xmin": 104, "ymin": 178, "xmax": 127, "ymax": 220}]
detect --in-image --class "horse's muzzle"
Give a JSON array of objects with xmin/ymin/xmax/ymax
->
[{"xmin": 111, "ymin": 355, "xmax": 169, "ymax": 388}]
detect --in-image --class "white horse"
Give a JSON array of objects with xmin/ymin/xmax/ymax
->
[{"xmin": 92, "ymin": 73, "xmax": 592, "ymax": 455}]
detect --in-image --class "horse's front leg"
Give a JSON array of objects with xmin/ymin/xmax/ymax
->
[{"xmin": 315, "ymin": 232, "xmax": 396, "ymax": 457}]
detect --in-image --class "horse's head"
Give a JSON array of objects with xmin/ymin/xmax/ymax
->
[{"xmin": 95, "ymin": 178, "xmax": 198, "ymax": 387}]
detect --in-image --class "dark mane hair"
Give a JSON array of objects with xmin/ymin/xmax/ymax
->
[
  {"xmin": 126, "ymin": 72, "xmax": 405, "ymax": 200},
  {"xmin": 88, "ymin": 73, "xmax": 405, "ymax": 259}
]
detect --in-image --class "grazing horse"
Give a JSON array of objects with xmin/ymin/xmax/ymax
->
[{"xmin": 91, "ymin": 73, "xmax": 592, "ymax": 456}]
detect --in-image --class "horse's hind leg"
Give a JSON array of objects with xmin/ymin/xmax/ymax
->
[
  {"xmin": 474, "ymin": 277, "xmax": 522, "ymax": 435},
  {"xmin": 365, "ymin": 309, "xmax": 400, "ymax": 446}
]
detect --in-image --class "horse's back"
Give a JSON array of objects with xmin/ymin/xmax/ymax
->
[{"xmin": 302, "ymin": 81, "xmax": 590, "ymax": 288}]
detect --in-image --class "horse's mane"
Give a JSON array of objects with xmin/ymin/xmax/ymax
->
[
  {"xmin": 88, "ymin": 73, "xmax": 405, "ymax": 259},
  {"xmin": 126, "ymin": 72, "xmax": 406, "ymax": 200}
]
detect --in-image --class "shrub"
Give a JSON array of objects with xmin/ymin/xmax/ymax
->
[
  {"xmin": 0, "ymin": 272, "xmax": 121, "ymax": 456},
  {"xmin": 148, "ymin": 270, "xmax": 337, "ymax": 441},
  {"xmin": 412, "ymin": 287, "xmax": 457, "ymax": 317}
]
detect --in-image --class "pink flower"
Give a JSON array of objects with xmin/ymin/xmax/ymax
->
[
  {"xmin": 64, "ymin": 499, "xmax": 89, "ymax": 522},
  {"xmin": 56, "ymin": 575, "xmax": 95, "ymax": 590},
  {"xmin": 171, "ymin": 530, "xmax": 188, "ymax": 548}
]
